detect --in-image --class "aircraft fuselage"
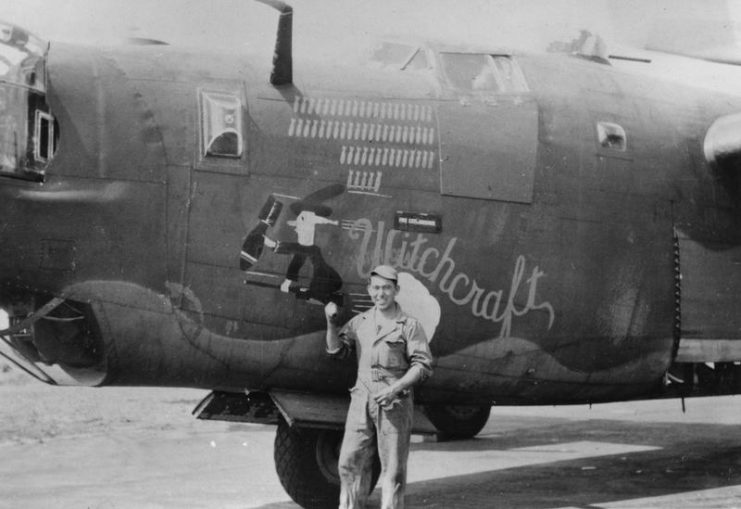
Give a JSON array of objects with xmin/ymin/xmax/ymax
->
[{"xmin": 1, "ymin": 40, "xmax": 740, "ymax": 405}]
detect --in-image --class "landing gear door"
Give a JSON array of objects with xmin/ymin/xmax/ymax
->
[{"xmin": 437, "ymin": 53, "xmax": 537, "ymax": 203}]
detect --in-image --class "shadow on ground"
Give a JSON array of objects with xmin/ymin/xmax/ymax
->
[{"xmin": 404, "ymin": 417, "xmax": 741, "ymax": 508}]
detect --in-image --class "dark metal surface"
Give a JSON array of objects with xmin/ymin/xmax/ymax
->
[{"xmin": 0, "ymin": 15, "xmax": 739, "ymax": 407}]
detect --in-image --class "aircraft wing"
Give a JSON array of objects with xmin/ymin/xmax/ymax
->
[
  {"xmin": 646, "ymin": 44, "xmax": 741, "ymax": 67},
  {"xmin": 612, "ymin": 0, "xmax": 741, "ymax": 66}
]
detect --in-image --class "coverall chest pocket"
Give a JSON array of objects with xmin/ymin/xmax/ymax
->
[{"xmin": 378, "ymin": 334, "xmax": 408, "ymax": 369}]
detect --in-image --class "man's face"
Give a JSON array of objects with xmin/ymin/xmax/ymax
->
[{"xmin": 367, "ymin": 275, "xmax": 399, "ymax": 311}]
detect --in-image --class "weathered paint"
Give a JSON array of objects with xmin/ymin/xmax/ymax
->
[{"xmin": 1, "ymin": 36, "xmax": 741, "ymax": 404}]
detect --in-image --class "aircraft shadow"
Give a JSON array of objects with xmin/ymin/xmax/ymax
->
[
  {"xmin": 405, "ymin": 417, "xmax": 741, "ymax": 508},
  {"xmin": 251, "ymin": 416, "xmax": 741, "ymax": 509}
]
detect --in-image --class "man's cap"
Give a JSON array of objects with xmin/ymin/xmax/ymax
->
[{"xmin": 370, "ymin": 264, "xmax": 398, "ymax": 282}]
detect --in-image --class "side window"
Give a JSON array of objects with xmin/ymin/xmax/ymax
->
[
  {"xmin": 34, "ymin": 110, "xmax": 57, "ymax": 163},
  {"xmin": 199, "ymin": 90, "xmax": 243, "ymax": 158},
  {"xmin": 596, "ymin": 121, "xmax": 627, "ymax": 152}
]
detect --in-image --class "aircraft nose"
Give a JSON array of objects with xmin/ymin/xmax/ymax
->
[{"xmin": 0, "ymin": 21, "xmax": 56, "ymax": 182}]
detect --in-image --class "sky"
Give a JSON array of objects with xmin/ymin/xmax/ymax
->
[
  {"xmin": 0, "ymin": 1, "xmax": 737, "ymax": 55},
  {"xmin": 1, "ymin": 0, "xmax": 741, "ymax": 92},
  {"xmin": 0, "ymin": 0, "xmax": 618, "ymax": 50}
]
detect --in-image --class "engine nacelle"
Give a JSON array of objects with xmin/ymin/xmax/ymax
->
[
  {"xmin": 704, "ymin": 112, "xmax": 741, "ymax": 169},
  {"xmin": 1, "ymin": 298, "xmax": 107, "ymax": 386}
]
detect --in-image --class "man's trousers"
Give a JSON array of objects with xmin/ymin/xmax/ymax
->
[{"xmin": 338, "ymin": 383, "xmax": 414, "ymax": 509}]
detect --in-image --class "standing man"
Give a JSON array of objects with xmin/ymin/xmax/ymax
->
[{"xmin": 324, "ymin": 265, "xmax": 434, "ymax": 509}]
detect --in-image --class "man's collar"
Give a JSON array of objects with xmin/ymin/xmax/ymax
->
[{"xmin": 376, "ymin": 302, "xmax": 403, "ymax": 322}]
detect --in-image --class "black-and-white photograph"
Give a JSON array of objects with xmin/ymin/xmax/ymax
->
[{"xmin": 1, "ymin": 1, "xmax": 741, "ymax": 507}]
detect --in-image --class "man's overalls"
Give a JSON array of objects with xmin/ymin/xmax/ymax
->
[{"xmin": 329, "ymin": 305, "xmax": 433, "ymax": 509}]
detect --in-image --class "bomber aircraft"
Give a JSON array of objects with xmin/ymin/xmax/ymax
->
[{"xmin": 2, "ymin": 1, "xmax": 741, "ymax": 507}]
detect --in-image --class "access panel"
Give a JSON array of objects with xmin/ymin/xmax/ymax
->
[{"xmin": 438, "ymin": 95, "xmax": 538, "ymax": 203}]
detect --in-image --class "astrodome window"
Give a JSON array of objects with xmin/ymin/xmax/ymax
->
[{"xmin": 199, "ymin": 90, "xmax": 243, "ymax": 158}]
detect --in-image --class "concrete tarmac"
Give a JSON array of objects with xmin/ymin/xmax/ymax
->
[{"xmin": 1, "ymin": 384, "xmax": 740, "ymax": 509}]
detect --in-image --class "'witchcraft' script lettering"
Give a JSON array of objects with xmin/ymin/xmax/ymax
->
[{"xmin": 348, "ymin": 219, "xmax": 555, "ymax": 338}]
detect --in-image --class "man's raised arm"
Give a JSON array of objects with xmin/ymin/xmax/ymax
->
[{"xmin": 324, "ymin": 302, "xmax": 343, "ymax": 354}]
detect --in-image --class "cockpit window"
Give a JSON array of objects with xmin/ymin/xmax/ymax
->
[
  {"xmin": 439, "ymin": 53, "xmax": 528, "ymax": 93},
  {"xmin": 370, "ymin": 42, "xmax": 416, "ymax": 67},
  {"xmin": 199, "ymin": 90, "xmax": 243, "ymax": 158},
  {"xmin": 0, "ymin": 23, "xmax": 46, "ymax": 91},
  {"xmin": 0, "ymin": 21, "xmax": 54, "ymax": 181},
  {"xmin": 401, "ymin": 49, "xmax": 429, "ymax": 71},
  {"xmin": 368, "ymin": 41, "xmax": 430, "ymax": 71}
]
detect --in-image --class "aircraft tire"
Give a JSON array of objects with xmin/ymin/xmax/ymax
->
[
  {"xmin": 273, "ymin": 418, "xmax": 380, "ymax": 509},
  {"xmin": 423, "ymin": 404, "xmax": 491, "ymax": 439}
]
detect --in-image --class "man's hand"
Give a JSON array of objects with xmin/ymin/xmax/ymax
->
[
  {"xmin": 374, "ymin": 385, "xmax": 402, "ymax": 410},
  {"xmin": 325, "ymin": 302, "xmax": 339, "ymax": 324},
  {"xmin": 374, "ymin": 366, "xmax": 424, "ymax": 409}
]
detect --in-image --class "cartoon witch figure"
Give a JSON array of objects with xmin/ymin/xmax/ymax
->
[{"xmin": 240, "ymin": 184, "xmax": 345, "ymax": 306}]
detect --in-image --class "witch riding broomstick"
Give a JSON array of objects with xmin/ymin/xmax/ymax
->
[{"xmin": 240, "ymin": 184, "xmax": 345, "ymax": 307}]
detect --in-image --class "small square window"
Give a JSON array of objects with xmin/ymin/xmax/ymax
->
[
  {"xmin": 200, "ymin": 90, "xmax": 243, "ymax": 158},
  {"xmin": 597, "ymin": 121, "xmax": 627, "ymax": 151}
]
